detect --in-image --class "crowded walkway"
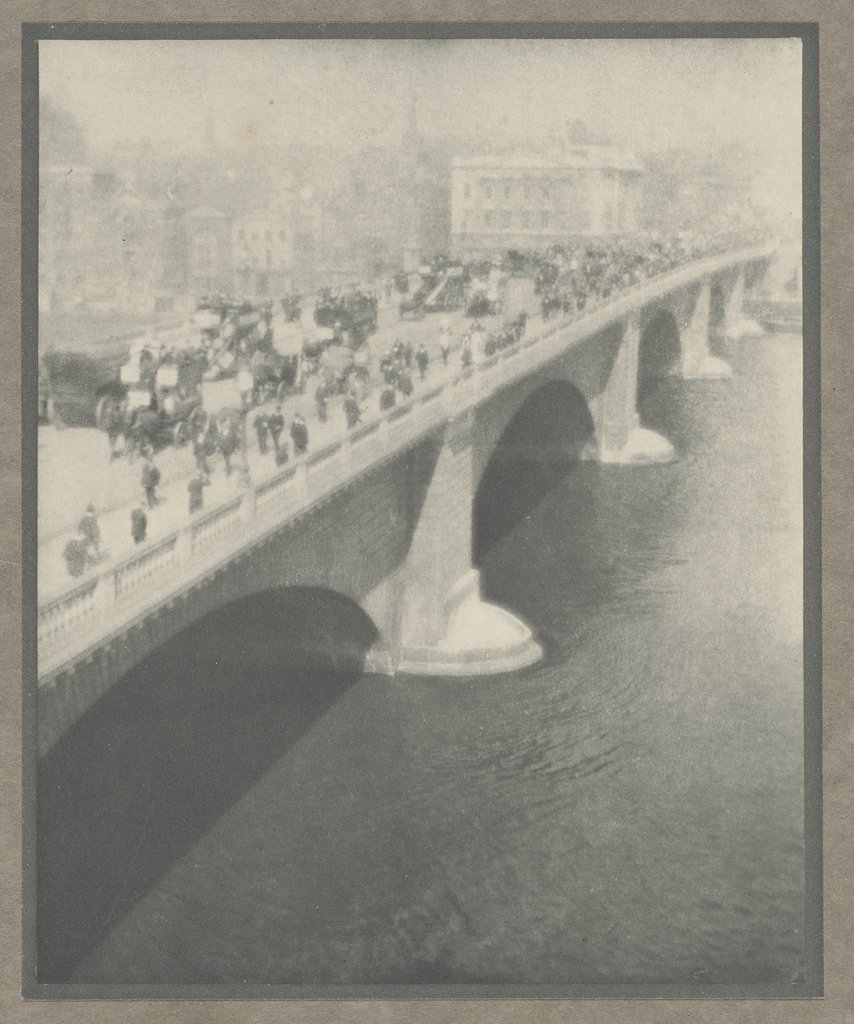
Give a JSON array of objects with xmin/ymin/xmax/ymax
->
[{"xmin": 40, "ymin": 228, "xmax": 770, "ymax": 601}]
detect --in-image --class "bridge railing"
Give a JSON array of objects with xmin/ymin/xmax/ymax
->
[{"xmin": 38, "ymin": 244, "xmax": 775, "ymax": 680}]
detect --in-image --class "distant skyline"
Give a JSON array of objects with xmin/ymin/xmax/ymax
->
[{"xmin": 40, "ymin": 37, "xmax": 801, "ymax": 190}]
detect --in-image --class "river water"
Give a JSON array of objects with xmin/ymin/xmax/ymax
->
[{"xmin": 38, "ymin": 331, "xmax": 805, "ymax": 988}]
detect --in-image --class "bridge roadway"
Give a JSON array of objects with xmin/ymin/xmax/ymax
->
[{"xmin": 36, "ymin": 244, "xmax": 779, "ymax": 749}]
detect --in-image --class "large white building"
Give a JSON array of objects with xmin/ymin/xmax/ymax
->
[{"xmin": 451, "ymin": 144, "xmax": 642, "ymax": 257}]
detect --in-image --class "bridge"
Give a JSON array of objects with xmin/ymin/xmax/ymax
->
[{"xmin": 36, "ymin": 244, "xmax": 781, "ymax": 756}]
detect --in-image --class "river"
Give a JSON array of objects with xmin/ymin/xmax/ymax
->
[{"xmin": 37, "ymin": 329, "xmax": 805, "ymax": 989}]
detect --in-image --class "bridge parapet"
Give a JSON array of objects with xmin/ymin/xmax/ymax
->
[{"xmin": 38, "ymin": 244, "xmax": 777, "ymax": 689}]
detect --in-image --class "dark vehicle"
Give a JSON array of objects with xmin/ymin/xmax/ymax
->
[
  {"xmin": 41, "ymin": 338, "xmax": 133, "ymax": 428},
  {"xmin": 314, "ymin": 289, "xmax": 378, "ymax": 347},
  {"xmin": 422, "ymin": 266, "xmax": 468, "ymax": 313},
  {"xmin": 280, "ymin": 293, "xmax": 302, "ymax": 323},
  {"xmin": 120, "ymin": 356, "xmax": 204, "ymax": 451},
  {"xmin": 466, "ymin": 293, "xmax": 499, "ymax": 318},
  {"xmin": 399, "ymin": 293, "xmax": 427, "ymax": 320},
  {"xmin": 248, "ymin": 348, "xmax": 299, "ymax": 403}
]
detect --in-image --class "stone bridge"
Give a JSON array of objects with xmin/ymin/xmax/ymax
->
[{"xmin": 36, "ymin": 245, "xmax": 780, "ymax": 755}]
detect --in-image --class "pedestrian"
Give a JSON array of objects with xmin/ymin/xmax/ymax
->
[
  {"xmin": 461, "ymin": 333, "xmax": 472, "ymax": 368},
  {"xmin": 343, "ymin": 391, "xmax": 362, "ymax": 429},
  {"xmin": 104, "ymin": 404, "xmax": 122, "ymax": 461},
  {"xmin": 396, "ymin": 369, "xmax": 413, "ymax": 398},
  {"xmin": 416, "ymin": 344, "xmax": 429, "ymax": 379},
  {"xmin": 275, "ymin": 439, "xmax": 289, "ymax": 466},
  {"xmin": 188, "ymin": 472, "xmax": 205, "ymax": 514},
  {"xmin": 314, "ymin": 384, "xmax": 328, "ymax": 423},
  {"xmin": 379, "ymin": 384, "xmax": 396, "ymax": 411},
  {"xmin": 78, "ymin": 503, "xmax": 102, "ymax": 561},
  {"xmin": 193, "ymin": 433, "xmax": 210, "ymax": 480},
  {"xmin": 141, "ymin": 455, "xmax": 161, "ymax": 508},
  {"xmin": 268, "ymin": 403, "xmax": 285, "ymax": 454},
  {"xmin": 439, "ymin": 333, "xmax": 451, "ymax": 366},
  {"xmin": 403, "ymin": 341, "xmax": 414, "ymax": 368},
  {"xmin": 130, "ymin": 505, "xmax": 147, "ymax": 545},
  {"xmin": 63, "ymin": 532, "xmax": 88, "ymax": 578},
  {"xmin": 218, "ymin": 420, "xmax": 239, "ymax": 476},
  {"xmin": 253, "ymin": 411, "xmax": 270, "ymax": 454},
  {"xmin": 290, "ymin": 412, "xmax": 309, "ymax": 455}
]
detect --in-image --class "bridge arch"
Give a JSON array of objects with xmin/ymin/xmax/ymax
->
[{"xmin": 474, "ymin": 379, "xmax": 594, "ymax": 564}]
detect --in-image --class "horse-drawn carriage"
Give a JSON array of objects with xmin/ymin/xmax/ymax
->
[
  {"xmin": 314, "ymin": 289, "xmax": 378, "ymax": 347},
  {"xmin": 119, "ymin": 356, "xmax": 205, "ymax": 455}
]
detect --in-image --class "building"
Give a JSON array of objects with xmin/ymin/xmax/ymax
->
[
  {"xmin": 450, "ymin": 144, "xmax": 642, "ymax": 258},
  {"xmin": 185, "ymin": 206, "xmax": 232, "ymax": 298},
  {"xmin": 232, "ymin": 200, "xmax": 295, "ymax": 300},
  {"xmin": 39, "ymin": 166, "xmax": 167, "ymax": 314}
]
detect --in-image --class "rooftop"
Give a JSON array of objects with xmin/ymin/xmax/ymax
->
[{"xmin": 453, "ymin": 147, "xmax": 643, "ymax": 174}]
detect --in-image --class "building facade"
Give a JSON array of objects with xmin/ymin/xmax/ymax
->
[{"xmin": 450, "ymin": 145, "xmax": 642, "ymax": 257}]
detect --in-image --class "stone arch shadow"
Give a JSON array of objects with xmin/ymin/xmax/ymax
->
[
  {"xmin": 37, "ymin": 586, "xmax": 379, "ymax": 983},
  {"xmin": 473, "ymin": 378, "xmax": 595, "ymax": 566}
]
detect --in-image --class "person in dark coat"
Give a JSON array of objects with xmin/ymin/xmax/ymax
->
[
  {"xmin": 193, "ymin": 434, "xmax": 210, "ymax": 480},
  {"xmin": 314, "ymin": 384, "xmax": 328, "ymax": 423},
  {"xmin": 78, "ymin": 504, "xmax": 101, "ymax": 560},
  {"xmin": 379, "ymin": 384, "xmax": 396, "ymax": 411},
  {"xmin": 253, "ymin": 412, "xmax": 270, "ymax": 454},
  {"xmin": 416, "ymin": 344, "xmax": 429, "ymax": 379},
  {"xmin": 188, "ymin": 472, "xmax": 205, "ymax": 513},
  {"xmin": 343, "ymin": 391, "xmax": 361, "ymax": 429},
  {"xmin": 268, "ymin": 404, "xmax": 285, "ymax": 454},
  {"xmin": 396, "ymin": 369, "xmax": 413, "ymax": 398},
  {"xmin": 104, "ymin": 404, "xmax": 123, "ymax": 460},
  {"xmin": 63, "ymin": 533, "xmax": 88, "ymax": 577},
  {"xmin": 290, "ymin": 413, "xmax": 309, "ymax": 455},
  {"xmin": 141, "ymin": 456, "xmax": 160, "ymax": 508},
  {"xmin": 275, "ymin": 439, "xmax": 289, "ymax": 466},
  {"xmin": 131, "ymin": 505, "xmax": 147, "ymax": 544},
  {"xmin": 218, "ymin": 420, "xmax": 239, "ymax": 476}
]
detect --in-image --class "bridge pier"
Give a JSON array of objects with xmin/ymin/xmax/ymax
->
[
  {"xmin": 680, "ymin": 280, "xmax": 732, "ymax": 379},
  {"xmin": 397, "ymin": 417, "xmax": 542, "ymax": 676},
  {"xmin": 723, "ymin": 269, "xmax": 764, "ymax": 340},
  {"xmin": 586, "ymin": 316, "xmax": 675, "ymax": 464}
]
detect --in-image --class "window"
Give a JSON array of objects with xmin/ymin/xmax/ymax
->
[
  {"xmin": 484, "ymin": 210, "xmax": 494, "ymax": 228},
  {"xmin": 521, "ymin": 211, "xmax": 531, "ymax": 229},
  {"xmin": 483, "ymin": 182, "xmax": 492, "ymax": 200},
  {"xmin": 463, "ymin": 183, "xmax": 471, "ymax": 199},
  {"xmin": 279, "ymin": 230, "xmax": 287, "ymax": 242},
  {"xmin": 504, "ymin": 184, "xmax": 511, "ymax": 199},
  {"xmin": 501, "ymin": 209, "xmax": 512, "ymax": 229},
  {"xmin": 540, "ymin": 210, "xmax": 549, "ymax": 229}
]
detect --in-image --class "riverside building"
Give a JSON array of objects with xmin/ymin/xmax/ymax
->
[{"xmin": 450, "ymin": 143, "xmax": 642, "ymax": 258}]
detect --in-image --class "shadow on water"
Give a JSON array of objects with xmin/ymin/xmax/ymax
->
[
  {"xmin": 477, "ymin": 363, "xmax": 698, "ymax": 638},
  {"xmin": 37, "ymin": 587, "xmax": 378, "ymax": 982}
]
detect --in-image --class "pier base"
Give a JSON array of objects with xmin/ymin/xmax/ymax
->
[{"xmin": 397, "ymin": 570, "xmax": 542, "ymax": 677}]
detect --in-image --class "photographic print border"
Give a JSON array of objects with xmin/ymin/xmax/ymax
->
[{"xmin": 3, "ymin": 4, "xmax": 845, "ymax": 1022}]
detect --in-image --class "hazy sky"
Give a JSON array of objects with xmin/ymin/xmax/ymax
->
[{"xmin": 40, "ymin": 37, "xmax": 801, "ymax": 182}]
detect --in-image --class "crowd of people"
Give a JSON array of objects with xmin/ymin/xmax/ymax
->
[
  {"xmin": 60, "ymin": 226, "xmax": 770, "ymax": 578},
  {"xmin": 531, "ymin": 226, "xmax": 771, "ymax": 321}
]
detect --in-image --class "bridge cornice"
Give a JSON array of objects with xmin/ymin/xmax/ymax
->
[{"xmin": 37, "ymin": 243, "xmax": 778, "ymax": 685}]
